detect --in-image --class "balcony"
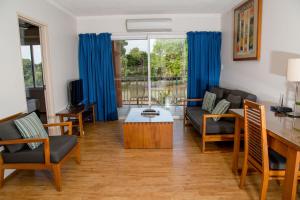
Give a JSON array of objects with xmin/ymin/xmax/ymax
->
[{"xmin": 121, "ymin": 76, "xmax": 186, "ymax": 106}]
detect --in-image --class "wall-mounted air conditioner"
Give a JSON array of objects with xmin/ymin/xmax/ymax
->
[{"xmin": 126, "ymin": 18, "xmax": 172, "ymax": 32}]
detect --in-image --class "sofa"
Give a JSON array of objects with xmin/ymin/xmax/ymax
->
[{"xmin": 184, "ymin": 87, "xmax": 257, "ymax": 152}]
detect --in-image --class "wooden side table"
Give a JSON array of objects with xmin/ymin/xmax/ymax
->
[{"xmin": 56, "ymin": 103, "xmax": 96, "ymax": 137}]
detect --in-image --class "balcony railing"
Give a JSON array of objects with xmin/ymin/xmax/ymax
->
[{"xmin": 121, "ymin": 76, "xmax": 187, "ymax": 106}]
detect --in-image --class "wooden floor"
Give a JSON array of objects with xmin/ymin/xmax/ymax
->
[{"xmin": 0, "ymin": 120, "xmax": 290, "ymax": 199}]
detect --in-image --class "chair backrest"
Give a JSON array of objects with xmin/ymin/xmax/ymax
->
[{"xmin": 244, "ymin": 100, "xmax": 269, "ymax": 172}]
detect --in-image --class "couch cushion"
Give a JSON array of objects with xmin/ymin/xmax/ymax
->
[
  {"xmin": 210, "ymin": 87, "xmax": 224, "ymax": 102},
  {"xmin": 0, "ymin": 119, "xmax": 25, "ymax": 153},
  {"xmin": 14, "ymin": 112, "xmax": 48, "ymax": 150},
  {"xmin": 269, "ymin": 148, "xmax": 286, "ymax": 170},
  {"xmin": 202, "ymin": 92, "xmax": 216, "ymax": 113},
  {"xmin": 186, "ymin": 107, "xmax": 235, "ymax": 135},
  {"xmin": 2, "ymin": 135, "xmax": 77, "ymax": 163},
  {"xmin": 226, "ymin": 94, "xmax": 242, "ymax": 109},
  {"xmin": 229, "ymin": 90, "xmax": 257, "ymax": 107},
  {"xmin": 214, "ymin": 87, "xmax": 257, "ymax": 108}
]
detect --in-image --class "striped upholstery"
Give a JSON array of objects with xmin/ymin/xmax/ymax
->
[
  {"xmin": 211, "ymin": 99, "xmax": 231, "ymax": 121},
  {"xmin": 14, "ymin": 112, "xmax": 48, "ymax": 150},
  {"xmin": 202, "ymin": 92, "xmax": 216, "ymax": 113}
]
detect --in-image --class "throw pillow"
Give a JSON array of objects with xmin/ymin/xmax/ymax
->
[
  {"xmin": 212, "ymin": 99, "xmax": 231, "ymax": 121},
  {"xmin": 0, "ymin": 119, "xmax": 25, "ymax": 153},
  {"xmin": 14, "ymin": 112, "xmax": 48, "ymax": 150},
  {"xmin": 226, "ymin": 94, "xmax": 242, "ymax": 109},
  {"xmin": 202, "ymin": 91, "xmax": 216, "ymax": 113}
]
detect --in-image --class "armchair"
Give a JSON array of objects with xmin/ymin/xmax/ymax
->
[{"xmin": 0, "ymin": 113, "xmax": 80, "ymax": 191}]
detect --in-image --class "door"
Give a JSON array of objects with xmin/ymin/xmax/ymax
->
[{"xmin": 19, "ymin": 18, "xmax": 47, "ymax": 123}]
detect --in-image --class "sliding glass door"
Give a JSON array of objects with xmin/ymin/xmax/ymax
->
[
  {"xmin": 150, "ymin": 38, "xmax": 187, "ymax": 107},
  {"xmin": 113, "ymin": 37, "xmax": 187, "ymax": 107},
  {"xmin": 113, "ymin": 40, "xmax": 149, "ymax": 106}
]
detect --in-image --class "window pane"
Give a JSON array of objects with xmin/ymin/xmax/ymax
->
[
  {"xmin": 150, "ymin": 38, "xmax": 187, "ymax": 106},
  {"xmin": 21, "ymin": 45, "xmax": 34, "ymax": 88},
  {"xmin": 114, "ymin": 40, "xmax": 149, "ymax": 105},
  {"xmin": 33, "ymin": 45, "xmax": 44, "ymax": 87}
]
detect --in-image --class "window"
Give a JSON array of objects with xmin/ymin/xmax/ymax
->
[
  {"xmin": 21, "ymin": 45, "xmax": 44, "ymax": 88},
  {"xmin": 113, "ymin": 37, "xmax": 187, "ymax": 106},
  {"xmin": 21, "ymin": 45, "xmax": 34, "ymax": 87}
]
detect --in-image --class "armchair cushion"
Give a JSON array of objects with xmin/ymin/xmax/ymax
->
[
  {"xmin": 186, "ymin": 107, "xmax": 235, "ymax": 134},
  {"xmin": 0, "ymin": 119, "xmax": 25, "ymax": 153},
  {"xmin": 14, "ymin": 112, "xmax": 48, "ymax": 150},
  {"xmin": 2, "ymin": 135, "xmax": 77, "ymax": 163}
]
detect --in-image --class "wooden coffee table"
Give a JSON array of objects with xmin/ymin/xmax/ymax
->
[{"xmin": 123, "ymin": 108, "xmax": 174, "ymax": 149}]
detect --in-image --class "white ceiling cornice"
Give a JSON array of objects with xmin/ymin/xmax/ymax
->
[
  {"xmin": 46, "ymin": 0, "xmax": 75, "ymax": 18},
  {"xmin": 48, "ymin": 0, "xmax": 244, "ymax": 17}
]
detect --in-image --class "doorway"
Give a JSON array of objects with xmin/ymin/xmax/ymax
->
[{"xmin": 18, "ymin": 18, "xmax": 47, "ymax": 123}]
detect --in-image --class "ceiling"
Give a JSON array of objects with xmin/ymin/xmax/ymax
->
[{"xmin": 49, "ymin": 0, "xmax": 243, "ymax": 17}]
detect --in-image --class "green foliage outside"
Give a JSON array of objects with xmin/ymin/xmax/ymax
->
[
  {"xmin": 119, "ymin": 39, "xmax": 187, "ymax": 79},
  {"xmin": 151, "ymin": 39, "xmax": 186, "ymax": 78},
  {"xmin": 22, "ymin": 58, "xmax": 43, "ymax": 88}
]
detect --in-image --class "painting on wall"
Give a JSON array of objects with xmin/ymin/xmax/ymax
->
[{"xmin": 233, "ymin": 0, "xmax": 262, "ymax": 61}]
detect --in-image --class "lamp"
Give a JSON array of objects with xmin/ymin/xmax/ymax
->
[{"xmin": 287, "ymin": 58, "xmax": 300, "ymax": 117}]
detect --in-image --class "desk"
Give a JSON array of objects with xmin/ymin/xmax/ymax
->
[
  {"xmin": 56, "ymin": 104, "xmax": 96, "ymax": 137},
  {"xmin": 230, "ymin": 108, "xmax": 300, "ymax": 200}
]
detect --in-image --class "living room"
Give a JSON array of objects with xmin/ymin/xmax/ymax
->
[{"xmin": 1, "ymin": 0, "xmax": 300, "ymax": 199}]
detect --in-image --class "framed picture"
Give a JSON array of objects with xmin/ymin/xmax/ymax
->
[{"xmin": 233, "ymin": 0, "xmax": 262, "ymax": 61}]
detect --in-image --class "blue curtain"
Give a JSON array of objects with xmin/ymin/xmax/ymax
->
[
  {"xmin": 187, "ymin": 31, "xmax": 222, "ymax": 105},
  {"xmin": 79, "ymin": 33, "xmax": 118, "ymax": 121}
]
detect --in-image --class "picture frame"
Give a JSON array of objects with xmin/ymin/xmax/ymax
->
[{"xmin": 233, "ymin": 0, "xmax": 262, "ymax": 61}]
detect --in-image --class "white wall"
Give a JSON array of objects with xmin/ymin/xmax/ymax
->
[
  {"xmin": 77, "ymin": 14, "xmax": 221, "ymax": 35},
  {"xmin": 0, "ymin": 0, "xmax": 78, "ymax": 119},
  {"xmin": 220, "ymin": 0, "xmax": 300, "ymax": 105}
]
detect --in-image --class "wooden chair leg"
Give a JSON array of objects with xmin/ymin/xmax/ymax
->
[
  {"xmin": 201, "ymin": 137, "xmax": 206, "ymax": 153},
  {"xmin": 0, "ymin": 168, "xmax": 4, "ymax": 188},
  {"xmin": 75, "ymin": 144, "xmax": 81, "ymax": 164},
  {"xmin": 240, "ymin": 160, "xmax": 248, "ymax": 188},
  {"xmin": 259, "ymin": 173, "xmax": 269, "ymax": 200},
  {"xmin": 52, "ymin": 164, "xmax": 62, "ymax": 191}
]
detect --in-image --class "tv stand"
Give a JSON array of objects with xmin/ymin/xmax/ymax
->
[{"xmin": 56, "ymin": 103, "xmax": 96, "ymax": 137}]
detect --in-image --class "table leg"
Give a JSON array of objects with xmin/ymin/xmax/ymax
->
[
  {"xmin": 232, "ymin": 117, "xmax": 241, "ymax": 173},
  {"xmin": 282, "ymin": 147, "xmax": 300, "ymax": 200},
  {"xmin": 78, "ymin": 113, "xmax": 84, "ymax": 137},
  {"xmin": 59, "ymin": 116, "xmax": 64, "ymax": 135}
]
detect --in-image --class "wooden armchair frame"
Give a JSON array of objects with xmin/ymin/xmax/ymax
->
[
  {"xmin": 0, "ymin": 113, "xmax": 80, "ymax": 191},
  {"xmin": 184, "ymin": 98, "xmax": 239, "ymax": 152}
]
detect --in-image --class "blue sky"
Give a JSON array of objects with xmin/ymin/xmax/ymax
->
[
  {"xmin": 124, "ymin": 39, "xmax": 156, "ymax": 54},
  {"xmin": 21, "ymin": 45, "xmax": 42, "ymax": 64}
]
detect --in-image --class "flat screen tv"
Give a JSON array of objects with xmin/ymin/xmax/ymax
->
[{"xmin": 69, "ymin": 79, "xmax": 83, "ymax": 107}]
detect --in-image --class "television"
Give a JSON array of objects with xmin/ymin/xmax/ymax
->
[{"xmin": 69, "ymin": 79, "xmax": 83, "ymax": 107}]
